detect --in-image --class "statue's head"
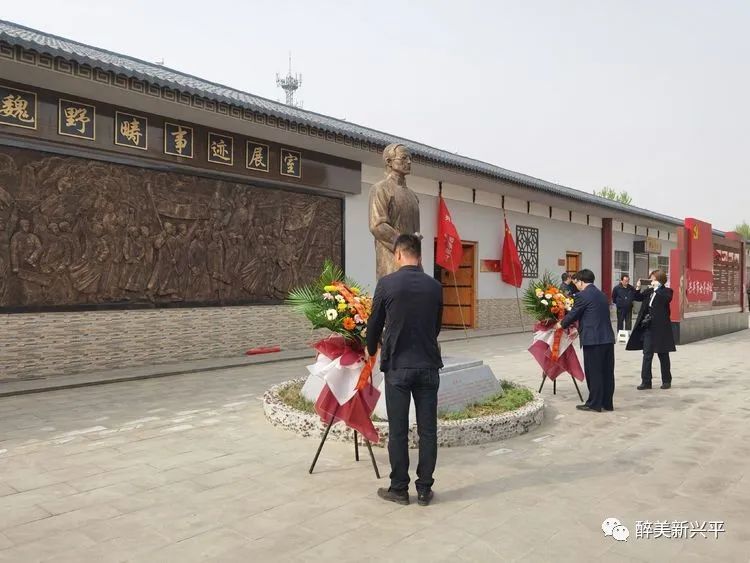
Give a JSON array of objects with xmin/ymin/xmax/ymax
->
[
  {"xmin": 19, "ymin": 219, "xmax": 31, "ymax": 232},
  {"xmin": 49, "ymin": 222, "xmax": 60, "ymax": 235},
  {"xmin": 383, "ymin": 143, "xmax": 412, "ymax": 176}
]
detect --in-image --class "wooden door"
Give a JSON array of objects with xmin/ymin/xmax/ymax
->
[
  {"xmin": 566, "ymin": 252, "xmax": 581, "ymax": 275},
  {"xmin": 436, "ymin": 242, "xmax": 476, "ymax": 329}
]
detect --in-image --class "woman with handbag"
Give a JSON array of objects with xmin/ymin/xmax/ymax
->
[{"xmin": 626, "ymin": 269, "xmax": 676, "ymax": 390}]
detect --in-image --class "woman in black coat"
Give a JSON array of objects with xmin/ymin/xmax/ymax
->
[{"xmin": 626, "ymin": 269, "xmax": 676, "ymax": 390}]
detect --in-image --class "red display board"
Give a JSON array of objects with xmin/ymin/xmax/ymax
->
[
  {"xmin": 685, "ymin": 218, "xmax": 713, "ymax": 271},
  {"xmin": 686, "ymin": 269, "xmax": 714, "ymax": 302}
]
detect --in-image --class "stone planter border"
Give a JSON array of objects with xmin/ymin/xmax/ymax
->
[{"xmin": 263, "ymin": 378, "xmax": 545, "ymax": 448}]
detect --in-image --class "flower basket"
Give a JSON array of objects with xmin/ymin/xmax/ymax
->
[
  {"xmin": 523, "ymin": 273, "xmax": 585, "ymax": 382},
  {"xmin": 287, "ymin": 260, "xmax": 380, "ymax": 442}
]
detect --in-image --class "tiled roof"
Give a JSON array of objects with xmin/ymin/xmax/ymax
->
[{"xmin": 0, "ymin": 19, "xmax": 724, "ymax": 234}]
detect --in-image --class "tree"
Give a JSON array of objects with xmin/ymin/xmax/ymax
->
[
  {"xmin": 734, "ymin": 221, "xmax": 750, "ymax": 240},
  {"xmin": 593, "ymin": 187, "xmax": 633, "ymax": 205}
]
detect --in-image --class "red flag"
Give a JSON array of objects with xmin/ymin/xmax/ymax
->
[
  {"xmin": 501, "ymin": 216, "xmax": 523, "ymax": 287},
  {"xmin": 436, "ymin": 196, "xmax": 463, "ymax": 272}
]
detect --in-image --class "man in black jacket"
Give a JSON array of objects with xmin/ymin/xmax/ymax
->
[
  {"xmin": 557, "ymin": 269, "xmax": 616, "ymax": 412},
  {"xmin": 366, "ymin": 234, "xmax": 443, "ymax": 507},
  {"xmin": 612, "ymin": 274, "xmax": 636, "ymax": 331},
  {"xmin": 561, "ymin": 272, "xmax": 578, "ymax": 296}
]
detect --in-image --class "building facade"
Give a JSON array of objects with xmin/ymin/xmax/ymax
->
[{"xmin": 0, "ymin": 21, "xmax": 746, "ymax": 379}]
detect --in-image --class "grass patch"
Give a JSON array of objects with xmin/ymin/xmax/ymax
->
[
  {"xmin": 278, "ymin": 380, "xmax": 315, "ymax": 414},
  {"xmin": 439, "ymin": 381, "xmax": 535, "ymax": 421},
  {"xmin": 278, "ymin": 379, "xmax": 534, "ymax": 422}
]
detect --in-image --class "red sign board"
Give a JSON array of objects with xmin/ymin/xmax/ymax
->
[
  {"xmin": 686, "ymin": 269, "xmax": 713, "ymax": 302},
  {"xmin": 685, "ymin": 218, "xmax": 713, "ymax": 271}
]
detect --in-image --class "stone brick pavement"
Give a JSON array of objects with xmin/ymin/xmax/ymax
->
[{"xmin": 0, "ymin": 329, "xmax": 748, "ymax": 562}]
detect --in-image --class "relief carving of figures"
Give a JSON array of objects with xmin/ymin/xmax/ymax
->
[
  {"xmin": 147, "ymin": 222, "xmax": 181, "ymax": 300},
  {"xmin": 69, "ymin": 222, "xmax": 109, "ymax": 301},
  {"xmin": 10, "ymin": 218, "xmax": 48, "ymax": 304},
  {"xmin": 0, "ymin": 146, "xmax": 342, "ymax": 309}
]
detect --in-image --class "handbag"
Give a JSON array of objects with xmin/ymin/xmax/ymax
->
[{"xmin": 639, "ymin": 313, "xmax": 652, "ymax": 329}]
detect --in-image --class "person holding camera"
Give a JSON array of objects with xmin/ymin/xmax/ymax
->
[{"xmin": 626, "ymin": 269, "xmax": 675, "ymax": 390}]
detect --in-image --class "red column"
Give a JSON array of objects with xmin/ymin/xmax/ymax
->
[{"xmin": 601, "ymin": 218, "xmax": 613, "ymax": 302}]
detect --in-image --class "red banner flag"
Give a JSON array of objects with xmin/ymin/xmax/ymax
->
[
  {"xmin": 501, "ymin": 216, "xmax": 523, "ymax": 287},
  {"xmin": 436, "ymin": 196, "xmax": 463, "ymax": 273}
]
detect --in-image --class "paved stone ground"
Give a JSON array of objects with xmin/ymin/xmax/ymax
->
[{"xmin": 0, "ymin": 329, "xmax": 748, "ymax": 562}]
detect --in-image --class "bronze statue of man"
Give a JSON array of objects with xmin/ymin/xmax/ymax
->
[{"xmin": 368, "ymin": 143, "xmax": 421, "ymax": 280}]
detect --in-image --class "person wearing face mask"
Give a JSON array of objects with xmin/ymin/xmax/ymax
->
[{"xmin": 626, "ymin": 269, "xmax": 676, "ymax": 389}]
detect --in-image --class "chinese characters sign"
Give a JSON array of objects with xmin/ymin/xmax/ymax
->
[
  {"xmin": 280, "ymin": 148, "xmax": 301, "ymax": 178},
  {"xmin": 58, "ymin": 99, "xmax": 95, "ymax": 140},
  {"xmin": 115, "ymin": 111, "xmax": 148, "ymax": 150},
  {"xmin": 208, "ymin": 132, "xmax": 234, "ymax": 166},
  {"xmin": 1, "ymin": 84, "xmax": 314, "ymax": 183},
  {"xmin": 713, "ymin": 245, "xmax": 741, "ymax": 306},
  {"xmin": 164, "ymin": 122, "xmax": 194, "ymax": 158},
  {"xmin": 246, "ymin": 141, "xmax": 270, "ymax": 172},
  {"xmin": 0, "ymin": 85, "xmax": 37, "ymax": 129},
  {"xmin": 686, "ymin": 269, "xmax": 713, "ymax": 302}
]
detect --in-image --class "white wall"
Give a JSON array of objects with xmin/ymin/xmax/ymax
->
[
  {"xmin": 346, "ymin": 172, "xmax": 680, "ymax": 299},
  {"xmin": 346, "ymin": 174, "xmax": 603, "ymax": 297}
]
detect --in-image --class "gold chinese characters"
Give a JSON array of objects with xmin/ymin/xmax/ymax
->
[
  {"xmin": 58, "ymin": 99, "xmax": 95, "ymax": 140},
  {"xmin": 280, "ymin": 148, "xmax": 302, "ymax": 178},
  {"xmin": 0, "ymin": 85, "xmax": 37, "ymax": 129},
  {"xmin": 208, "ymin": 133, "xmax": 233, "ymax": 166},
  {"xmin": 115, "ymin": 112, "xmax": 148, "ymax": 150},
  {"xmin": 164, "ymin": 122, "xmax": 194, "ymax": 158},
  {"xmin": 246, "ymin": 141, "xmax": 269, "ymax": 172}
]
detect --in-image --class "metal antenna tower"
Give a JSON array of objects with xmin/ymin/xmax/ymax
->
[{"xmin": 276, "ymin": 53, "xmax": 303, "ymax": 108}]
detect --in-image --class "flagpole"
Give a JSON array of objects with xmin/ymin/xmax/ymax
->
[
  {"xmin": 502, "ymin": 209, "xmax": 525, "ymax": 332},
  {"xmin": 449, "ymin": 257, "xmax": 470, "ymax": 340},
  {"xmin": 514, "ymin": 284, "xmax": 525, "ymax": 332}
]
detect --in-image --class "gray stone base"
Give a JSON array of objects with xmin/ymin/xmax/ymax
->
[
  {"xmin": 373, "ymin": 357, "xmax": 502, "ymax": 423},
  {"xmin": 263, "ymin": 378, "xmax": 545, "ymax": 448}
]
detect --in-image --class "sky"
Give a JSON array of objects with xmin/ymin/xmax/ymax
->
[{"xmin": 3, "ymin": 0, "xmax": 749, "ymax": 231}]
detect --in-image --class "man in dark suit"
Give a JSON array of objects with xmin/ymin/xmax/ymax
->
[
  {"xmin": 612, "ymin": 274, "xmax": 636, "ymax": 332},
  {"xmin": 561, "ymin": 272, "xmax": 578, "ymax": 296},
  {"xmin": 366, "ymin": 234, "xmax": 443, "ymax": 507},
  {"xmin": 556, "ymin": 269, "xmax": 616, "ymax": 412}
]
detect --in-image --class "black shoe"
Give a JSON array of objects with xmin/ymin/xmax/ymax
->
[
  {"xmin": 417, "ymin": 490, "xmax": 434, "ymax": 506},
  {"xmin": 637, "ymin": 383, "xmax": 652, "ymax": 390},
  {"xmin": 661, "ymin": 383, "xmax": 671, "ymax": 389},
  {"xmin": 603, "ymin": 407, "xmax": 614, "ymax": 412},
  {"xmin": 576, "ymin": 404, "xmax": 602, "ymax": 412},
  {"xmin": 377, "ymin": 487, "xmax": 409, "ymax": 506}
]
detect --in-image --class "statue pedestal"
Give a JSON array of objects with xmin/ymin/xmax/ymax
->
[
  {"xmin": 300, "ymin": 356, "xmax": 502, "ymax": 424},
  {"xmin": 373, "ymin": 357, "xmax": 502, "ymax": 423}
]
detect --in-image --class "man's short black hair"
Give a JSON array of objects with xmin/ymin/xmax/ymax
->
[
  {"xmin": 393, "ymin": 233, "xmax": 421, "ymax": 258},
  {"xmin": 562, "ymin": 273, "xmax": 570, "ymax": 282},
  {"xmin": 620, "ymin": 274, "xmax": 630, "ymax": 281},
  {"xmin": 575, "ymin": 269, "xmax": 595, "ymax": 284}
]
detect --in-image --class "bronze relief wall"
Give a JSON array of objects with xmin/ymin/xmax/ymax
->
[{"xmin": 0, "ymin": 146, "xmax": 342, "ymax": 310}]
